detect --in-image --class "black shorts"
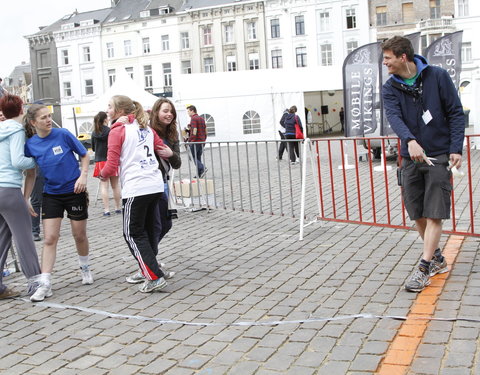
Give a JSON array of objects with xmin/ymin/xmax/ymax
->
[
  {"xmin": 401, "ymin": 154, "xmax": 452, "ymax": 220},
  {"xmin": 42, "ymin": 191, "xmax": 89, "ymax": 221}
]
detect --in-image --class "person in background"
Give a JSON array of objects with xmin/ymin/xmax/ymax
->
[
  {"xmin": 339, "ymin": 107, "xmax": 345, "ymax": 133},
  {"xmin": 382, "ymin": 35, "xmax": 464, "ymax": 292},
  {"xmin": 186, "ymin": 105, "xmax": 207, "ymax": 177},
  {"xmin": 125, "ymin": 98, "xmax": 180, "ymax": 285},
  {"xmin": 277, "ymin": 108, "xmax": 288, "ymax": 161},
  {"xmin": 0, "ymin": 94, "xmax": 44, "ymax": 299},
  {"xmin": 0, "ymin": 110, "xmax": 6, "ymax": 121},
  {"xmin": 100, "ymin": 95, "xmax": 170, "ymax": 293},
  {"xmin": 91, "ymin": 111, "xmax": 122, "ymax": 217},
  {"xmin": 30, "ymin": 166, "xmax": 44, "ymax": 241},
  {"xmin": 24, "ymin": 104, "xmax": 93, "ymax": 302},
  {"xmin": 283, "ymin": 105, "xmax": 303, "ymax": 165}
]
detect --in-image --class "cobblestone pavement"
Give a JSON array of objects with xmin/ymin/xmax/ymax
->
[{"xmin": 1, "ymin": 162, "xmax": 479, "ymax": 374}]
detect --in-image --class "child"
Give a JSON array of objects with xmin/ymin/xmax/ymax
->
[
  {"xmin": 24, "ymin": 104, "xmax": 93, "ymax": 302},
  {"xmin": 100, "ymin": 95, "xmax": 170, "ymax": 293},
  {"xmin": 91, "ymin": 111, "xmax": 122, "ymax": 216}
]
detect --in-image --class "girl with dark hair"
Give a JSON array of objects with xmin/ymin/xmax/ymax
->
[
  {"xmin": 92, "ymin": 111, "xmax": 121, "ymax": 216},
  {"xmin": 100, "ymin": 95, "xmax": 170, "ymax": 293},
  {"xmin": 24, "ymin": 104, "xmax": 93, "ymax": 302},
  {"xmin": 125, "ymin": 98, "xmax": 180, "ymax": 285},
  {"xmin": 0, "ymin": 95, "xmax": 44, "ymax": 299}
]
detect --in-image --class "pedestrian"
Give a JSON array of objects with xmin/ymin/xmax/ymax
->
[
  {"xmin": 125, "ymin": 98, "xmax": 180, "ymax": 285},
  {"xmin": 91, "ymin": 111, "xmax": 122, "ymax": 217},
  {"xmin": 339, "ymin": 107, "xmax": 345, "ymax": 132},
  {"xmin": 30, "ymin": 166, "xmax": 44, "ymax": 241},
  {"xmin": 186, "ymin": 105, "xmax": 207, "ymax": 177},
  {"xmin": 24, "ymin": 104, "xmax": 93, "ymax": 302},
  {"xmin": 283, "ymin": 105, "xmax": 303, "ymax": 164},
  {"xmin": 277, "ymin": 108, "xmax": 288, "ymax": 161},
  {"xmin": 0, "ymin": 110, "xmax": 6, "ymax": 121},
  {"xmin": 100, "ymin": 95, "xmax": 169, "ymax": 293},
  {"xmin": 382, "ymin": 36, "xmax": 465, "ymax": 292},
  {"xmin": 0, "ymin": 94, "xmax": 45, "ymax": 299}
]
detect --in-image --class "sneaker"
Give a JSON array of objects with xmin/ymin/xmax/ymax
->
[
  {"xmin": 430, "ymin": 256, "xmax": 448, "ymax": 276},
  {"xmin": 160, "ymin": 267, "xmax": 176, "ymax": 280},
  {"xmin": 138, "ymin": 277, "xmax": 167, "ymax": 293},
  {"xmin": 405, "ymin": 268, "xmax": 431, "ymax": 292},
  {"xmin": 0, "ymin": 287, "xmax": 20, "ymax": 299},
  {"xmin": 30, "ymin": 284, "xmax": 52, "ymax": 302},
  {"xmin": 33, "ymin": 233, "xmax": 41, "ymax": 241},
  {"xmin": 103, "ymin": 212, "xmax": 111, "ymax": 217},
  {"xmin": 80, "ymin": 265, "xmax": 94, "ymax": 285},
  {"xmin": 126, "ymin": 271, "xmax": 145, "ymax": 284},
  {"xmin": 115, "ymin": 209, "xmax": 123, "ymax": 214}
]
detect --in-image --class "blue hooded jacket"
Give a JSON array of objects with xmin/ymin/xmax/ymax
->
[{"xmin": 382, "ymin": 54, "xmax": 464, "ymax": 158}]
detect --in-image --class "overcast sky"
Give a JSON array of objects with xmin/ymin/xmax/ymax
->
[{"xmin": 1, "ymin": 0, "xmax": 112, "ymax": 78}]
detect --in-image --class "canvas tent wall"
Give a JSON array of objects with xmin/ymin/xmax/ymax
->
[{"xmin": 173, "ymin": 66, "xmax": 341, "ymax": 142}]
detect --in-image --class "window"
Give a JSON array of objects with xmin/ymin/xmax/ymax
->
[
  {"xmin": 108, "ymin": 69, "xmax": 116, "ymax": 87},
  {"xmin": 462, "ymin": 42, "xmax": 472, "ymax": 62},
  {"xmin": 430, "ymin": 0, "xmax": 440, "ymax": 19},
  {"xmin": 376, "ymin": 6, "xmax": 387, "ymax": 26},
  {"xmin": 243, "ymin": 110, "xmax": 261, "ymax": 134},
  {"xmin": 271, "ymin": 19, "xmax": 280, "ymax": 38},
  {"xmin": 271, "ymin": 49, "xmax": 282, "ymax": 69},
  {"xmin": 124, "ymin": 40, "xmax": 132, "ymax": 56},
  {"xmin": 181, "ymin": 60, "xmax": 192, "ymax": 74},
  {"xmin": 125, "ymin": 67, "xmax": 134, "ymax": 79},
  {"xmin": 346, "ymin": 41, "xmax": 358, "ymax": 54},
  {"xmin": 295, "ymin": 15, "xmax": 305, "ymax": 35},
  {"xmin": 458, "ymin": 0, "xmax": 469, "ymax": 17},
  {"xmin": 402, "ymin": 3, "xmax": 414, "ymax": 23},
  {"xmin": 107, "ymin": 42, "xmax": 114, "ymax": 58},
  {"xmin": 319, "ymin": 12, "xmax": 330, "ymax": 32},
  {"xmin": 203, "ymin": 26, "xmax": 212, "ymax": 46},
  {"xmin": 204, "ymin": 57, "xmax": 214, "ymax": 73},
  {"xmin": 181, "ymin": 32, "xmax": 190, "ymax": 49},
  {"xmin": 247, "ymin": 21, "xmax": 257, "ymax": 40},
  {"xmin": 144, "ymin": 65, "xmax": 152, "ymax": 88},
  {"xmin": 227, "ymin": 55, "xmax": 237, "ymax": 71},
  {"xmin": 249, "ymin": 53, "xmax": 259, "ymax": 70},
  {"xmin": 296, "ymin": 47, "xmax": 307, "ymax": 67},
  {"xmin": 320, "ymin": 44, "xmax": 332, "ymax": 66},
  {"xmin": 201, "ymin": 114, "xmax": 215, "ymax": 137},
  {"xmin": 63, "ymin": 82, "xmax": 71, "ymax": 97},
  {"xmin": 346, "ymin": 9, "xmax": 356, "ymax": 29},
  {"xmin": 163, "ymin": 63, "xmax": 172, "ymax": 86},
  {"xmin": 143, "ymin": 37, "xmax": 150, "ymax": 53},
  {"xmin": 84, "ymin": 79, "xmax": 94, "ymax": 95},
  {"xmin": 61, "ymin": 50, "xmax": 69, "ymax": 65},
  {"xmin": 161, "ymin": 35, "xmax": 169, "ymax": 51},
  {"xmin": 224, "ymin": 24, "xmax": 234, "ymax": 43},
  {"xmin": 83, "ymin": 46, "xmax": 91, "ymax": 62}
]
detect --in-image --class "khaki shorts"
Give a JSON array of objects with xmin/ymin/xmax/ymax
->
[{"xmin": 401, "ymin": 154, "xmax": 452, "ymax": 220}]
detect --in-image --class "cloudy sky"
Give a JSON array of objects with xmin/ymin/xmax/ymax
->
[{"xmin": 1, "ymin": 0, "xmax": 112, "ymax": 78}]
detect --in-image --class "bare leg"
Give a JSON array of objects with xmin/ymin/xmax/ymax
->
[
  {"xmin": 100, "ymin": 179, "xmax": 110, "ymax": 213},
  {"xmin": 41, "ymin": 218, "xmax": 62, "ymax": 273},
  {"xmin": 110, "ymin": 176, "xmax": 122, "ymax": 211},
  {"xmin": 70, "ymin": 219, "xmax": 89, "ymax": 256},
  {"xmin": 415, "ymin": 218, "xmax": 442, "ymax": 262}
]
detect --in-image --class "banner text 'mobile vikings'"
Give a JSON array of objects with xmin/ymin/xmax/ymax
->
[
  {"xmin": 343, "ymin": 42, "xmax": 381, "ymax": 137},
  {"xmin": 425, "ymin": 31, "xmax": 463, "ymax": 90}
]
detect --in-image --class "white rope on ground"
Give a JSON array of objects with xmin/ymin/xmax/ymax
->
[{"xmin": 17, "ymin": 298, "xmax": 480, "ymax": 327}]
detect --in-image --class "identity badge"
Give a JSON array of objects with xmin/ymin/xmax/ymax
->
[
  {"xmin": 422, "ymin": 110, "xmax": 432, "ymax": 125},
  {"xmin": 52, "ymin": 146, "xmax": 64, "ymax": 155}
]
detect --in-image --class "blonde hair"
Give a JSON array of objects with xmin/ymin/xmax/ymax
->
[{"xmin": 110, "ymin": 95, "xmax": 149, "ymax": 128}]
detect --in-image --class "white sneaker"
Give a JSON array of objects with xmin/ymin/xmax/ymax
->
[
  {"xmin": 138, "ymin": 277, "xmax": 167, "ymax": 293},
  {"xmin": 30, "ymin": 284, "xmax": 52, "ymax": 302},
  {"xmin": 126, "ymin": 271, "xmax": 145, "ymax": 284},
  {"xmin": 80, "ymin": 265, "xmax": 94, "ymax": 285}
]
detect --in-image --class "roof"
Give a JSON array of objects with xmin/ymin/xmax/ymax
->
[
  {"xmin": 6, "ymin": 63, "xmax": 31, "ymax": 86},
  {"xmin": 179, "ymin": 0, "xmax": 257, "ymax": 12}
]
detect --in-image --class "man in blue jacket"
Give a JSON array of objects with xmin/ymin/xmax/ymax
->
[{"xmin": 382, "ymin": 36, "xmax": 464, "ymax": 292}]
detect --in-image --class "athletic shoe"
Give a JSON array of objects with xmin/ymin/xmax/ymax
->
[
  {"xmin": 103, "ymin": 212, "xmax": 111, "ymax": 217},
  {"xmin": 138, "ymin": 277, "xmax": 167, "ymax": 293},
  {"xmin": 0, "ymin": 287, "xmax": 20, "ymax": 299},
  {"xmin": 430, "ymin": 256, "xmax": 448, "ymax": 277},
  {"xmin": 405, "ymin": 268, "xmax": 430, "ymax": 292},
  {"xmin": 80, "ymin": 265, "xmax": 94, "ymax": 285},
  {"xmin": 115, "ymin": 209, "xmax": 123, "ymax": 214},
  {"xmin": 33, "ymin": 233, "xmax": 41, "ymax": 241},
  {"xmin": 126, "ymin": 266, "xmax": 175, "ymax": 284},
  {"xmin": 30, "ymin": 284, "xmax": 52, "ymax": 302}
]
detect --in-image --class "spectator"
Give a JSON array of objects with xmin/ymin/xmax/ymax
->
[{"xmin": 186, "ymin": 105, "xmax": 207, "ymax": 177}]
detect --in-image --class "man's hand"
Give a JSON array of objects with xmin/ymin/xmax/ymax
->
[
  {"xmin": 449, "ymin": 153, "xmax": 462, "ymax": 169},
  {"xmin": 407, "ymin": 140, "xmax": 433, "ymax": 166}
]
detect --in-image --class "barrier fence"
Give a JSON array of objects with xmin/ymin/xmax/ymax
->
[{"xmin": 172, "ymin": 136, "xmax": 480, "ymax": 239}]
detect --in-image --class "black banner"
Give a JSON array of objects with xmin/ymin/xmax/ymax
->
[
  {"xmin": 343, "ymin": 42, "xmax": 381, "ymax": 137},
  {"xmin": 425, "ymin": 31, "xmax": 463, "ymax": 90}
]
